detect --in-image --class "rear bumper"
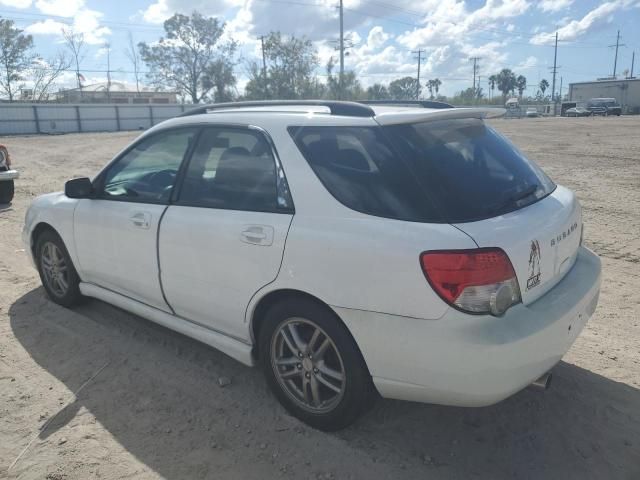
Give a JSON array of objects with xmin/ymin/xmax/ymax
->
[
  {"xmin": 335, "ymin": 246, "xmax": 601, "ymax": 407},
  {"xmin": 0, "ymin": 169, "xmax": 18, "ymax": 181}
]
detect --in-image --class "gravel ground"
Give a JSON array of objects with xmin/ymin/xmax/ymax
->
[{"xmin": 0, "ymin": 116, "xmax": 639, "ymax": 480}]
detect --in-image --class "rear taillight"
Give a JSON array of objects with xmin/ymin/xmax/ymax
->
[{"xmin": 420, "ymin": 248, "xmax": 521, "ymax": 316}]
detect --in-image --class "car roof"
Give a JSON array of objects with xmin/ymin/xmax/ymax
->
[{"xmin": 144, "ymin": 101, "xmax": 506, "ymax": 136}]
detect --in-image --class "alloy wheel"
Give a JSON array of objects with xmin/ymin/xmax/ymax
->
[
  {"xmin": 41, "ymin": 241, "xmax": 70, "ymax": 297},
  {"xmin": 270, "ymin": 317, "xmax": 346, "ymax": 413}
]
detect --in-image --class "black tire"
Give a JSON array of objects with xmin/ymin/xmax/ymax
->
[
  {"xmin": 0, "ymin": 180, "xmax": 13, "ymax": 204},
  {"xmin": 35, "ymin": 230, "xmax": 83, "ymax": 307},
  {"xmin": 259, "ymin": 297, "xmax": 374, "ymax": 431}
]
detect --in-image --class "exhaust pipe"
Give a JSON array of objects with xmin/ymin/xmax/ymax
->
[{"xmin": 531, "ymin": 372, "xmax": 552, "ymax": 390}]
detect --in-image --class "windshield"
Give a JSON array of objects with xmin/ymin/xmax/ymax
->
[{"xmin": 289, "ymin": 118, "xmax": 556, "ymax": 223}]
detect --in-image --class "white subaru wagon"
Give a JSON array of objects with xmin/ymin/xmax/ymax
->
[{"xmin": 23, "ymin": 100, "xmax": 601, "ymax": 430}]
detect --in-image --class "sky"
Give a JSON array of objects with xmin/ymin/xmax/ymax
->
[{"xmin": 2, "ymin": 0, "xmax": 640, "ymax": 98}]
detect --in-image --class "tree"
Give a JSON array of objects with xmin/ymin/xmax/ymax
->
[
  {"xmin": 488, "ymin": 74, "xmax": 497, "ymax": 100},
  {"xmin": 62, "ymin": 28, "xmax": 85, "ymax": 91},
  {"xmin": 432, "ymin": 78, "xmax": 441, "ymax": 97},
  {"xmin": 366, "ymin": 83, "xmax": 389, "ymax": 100},
  {"xmin": 516, "ymin": 75, "xmax": 527, "ymax": 98},
  {"xmin": 0, "ymin": 19, "xmax": 35, "ymax": 102},
  {"xmin": 496, "ymin": 68, "xmax": 517, "ymax": 100},
  {"xmin": 325, "ymin": 57, "xmax": 363, "ymax": 100},
  {"xmin": 389, "ymin": 76, "xmax": 419, "ymax": 100},
  {"xmin": 539, "ymin": 78, "xmax": 549, "ymax": 96},
  {"xmin": 139, "ymin": 11, "xmax": 237, "ymax": 104},
  {"xmin": 244, "ymin": 32, "xmax": 318, "ymax": 100},
  {"xmin": 426, "ymin": 79, "xmax": 435, "ymax": 99},
  {"xmin": 30, "ymin": 52, "xmax": 71, "ymax": 101},
  {"xmin": 125, "ymin": 31, "xmax": 142, "ymax": 94}
]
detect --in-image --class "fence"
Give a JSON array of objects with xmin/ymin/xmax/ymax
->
[{"xmin": 0, "ymin": 103, "xmax": 190, "ymax": 136}]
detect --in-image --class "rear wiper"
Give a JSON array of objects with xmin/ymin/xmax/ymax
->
[{"xmin": 484, "ymin": 184, "xmax": 539, "ymax": 215}]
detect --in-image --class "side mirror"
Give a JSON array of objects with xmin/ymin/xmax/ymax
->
[{"xmin": 65, "ymin": 177, "xmax": 93, "ymax": 199}]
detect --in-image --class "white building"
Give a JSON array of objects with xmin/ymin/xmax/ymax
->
[{"xmin": 568, "ymin": 78, "xmax": 640, "ymax": 114}]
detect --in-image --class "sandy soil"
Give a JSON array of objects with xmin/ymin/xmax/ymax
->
[{"xmin": 0, "ymin": 117, "xmax": 639, "ymax": 480}]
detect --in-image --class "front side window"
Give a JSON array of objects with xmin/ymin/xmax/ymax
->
[
  {"xmin": 178, "ymin": 127, "xmax": 291, "ymax": 212},
  {"xmin": 101, "ymin": 128, "xmax": 197, "ymax": 203}
]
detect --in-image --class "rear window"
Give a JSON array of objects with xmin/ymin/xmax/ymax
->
[{"xmin": 289, "ymin": 118, "xmax": 555, "ymax": 223}]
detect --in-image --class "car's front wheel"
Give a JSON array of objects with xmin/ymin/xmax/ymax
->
[
  {"xmin": 0, "ymin": 180, "xmax": 13, "ymax": 204},
  {"xmin": 259, "ymin": 298, "xmax": 374, "ymax": 431},
  {"xmin": 35, "ymin": 230, "xmax": 83, "ymax": 307}
]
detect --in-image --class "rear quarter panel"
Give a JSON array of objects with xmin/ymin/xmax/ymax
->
[{"xmin": 255, "ymin": 213, "xmax": 477, "ymax": 320}]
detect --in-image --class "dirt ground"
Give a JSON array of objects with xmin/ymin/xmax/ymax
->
[{"xmin": 0, "ymin": 116, "xmax": 639, "ymax": 480}]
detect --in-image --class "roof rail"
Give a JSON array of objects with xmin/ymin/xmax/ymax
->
[
  {"xmin": 360, "ymin": 100, "xmax": 454, "ymax": 109},
  {"xmin": 178, "ymin": 100, "xmax": 375, "ymax": 118}
]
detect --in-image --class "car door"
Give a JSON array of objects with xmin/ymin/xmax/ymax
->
[
  {"xmin": 158, "ymin": 125, "xmax": 294, "ymax": 341},
  {"xmin": 73, "ymin": 127, "xmax": 199, "ymax": 311}
]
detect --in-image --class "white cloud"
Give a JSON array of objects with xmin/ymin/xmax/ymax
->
[
  {"xmin": 531, "ymin": 0, "xmax": 634, "ymax": 44},
  {"xmin": 25, "ymin": 6, "xmax": 111, "ymax": 44},
  {"xmin": 516, "ymin": 55, "xmax": 538, "ymax": 70},
  {"xmin": 366, "ymin": 26, "xmax": 390, "ymax": 50},
  {"xmin": 538, "ymin": 0, "xmax": 573, "ymax": 13},
  {"xmin": 0, "ymin": 0, "xmax": 31, "ymax": 8},
  {"xmin": 142, "ymin": 0, "xmax": 243, "ymax": 24},
  {"xmin": 35, "ymin": 0, "xmax": 84, "ymax": 16},
  {"xmin": 24, "ymin": 18, "xmax": 66, "ymax": 35}
]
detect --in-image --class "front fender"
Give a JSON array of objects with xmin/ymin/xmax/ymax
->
[{"xmin": 23, "ymin": 192, "xmax": 81, "ymax": 273}]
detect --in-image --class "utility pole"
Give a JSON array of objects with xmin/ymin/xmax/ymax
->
[
  {"xmin": 609, "ymin": 30, "xmax": 626, "ymax": 78},
  {"xmin": 104, "ymin": 42, "xmax": 111, "ymax": 101},
  {"xmin": 631, "ymin": 51, "xmax": 635, "ymax": 78},
  {"xmin": 550, "ymin": 32, "xmax": 558, "ymax": 116},
  {"xmin": 412, "ymin": 49, "xmax": 425, "ymax": 99},
  {"xmin": 470, "ymin": 57, "xmax": 480, "ymax": 94},
  {"xmin": 559, "ymin": 76, "xmax": 563, "ymax": 103},
  {"xmin": 260, "ymin": 35, "xmax": 268, "ymax": 99},
  {"xmin": 339, "ymin": 0, "xmax": 344, "ymax": 100}
]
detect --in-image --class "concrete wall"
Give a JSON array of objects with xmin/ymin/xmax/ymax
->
[
  {"xmin": 0, "ymin": 103, "xmax": 188, "ymax": 136},
  {"xmin": 569, "ymin": 79, "xmax": 640, "ymax": 113}
]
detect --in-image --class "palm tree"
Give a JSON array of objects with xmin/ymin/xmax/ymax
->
[
  {"xmin": 539, "ymin": 79, "xmax": 549, "ymax": 97},
  {"xmin": 433, "ymin": 78, "xmax": 441, "ymax": 97},
  {"xmin": 496, "ymin": 68, "xmax": 517, "ymax": 101},
  {"xmin": 516, "ymin": 75, "xmax": 527, "ymax": 98},
  {"xmin": 488, "ymin": 74, "xmax": 497, "ymax": 100}
]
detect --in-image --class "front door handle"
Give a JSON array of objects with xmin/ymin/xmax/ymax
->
[{"xmin": 130, "ymin": 211, "xmax": 151, "ymax": 229}]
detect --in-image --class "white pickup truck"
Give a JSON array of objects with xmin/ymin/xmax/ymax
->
[{"xmin": 0, "ymin": 145, "xmax": 18, "ymax": 203}]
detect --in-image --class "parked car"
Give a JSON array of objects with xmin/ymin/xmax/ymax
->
[
  {"xmin": 586, "ymin": 98, "xmax": 622, "ymax": 116},
  {"xmin": 566, "ymin": 107, "xmax": 592, "ymax": 117},
  {"xmin": 22, "ymin": 101, "xmax": 602, "ymax": 431},
  {"xmin": 0, "ymin": 145, "xmax": 18, "ymax": 204},
  {"xmin": 525, "ymin": 107, "xmax": 539, "ymax": 117}
]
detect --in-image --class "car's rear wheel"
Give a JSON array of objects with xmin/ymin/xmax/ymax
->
[
  {"xmin": 259, "ymin": 298, "xmax": 374, "ymax": 431},
  {"xmin": 0, "ymin": 180, "xmax": 13, "ymax": 204},
  {"xmin": 35, "ymin": 230, "xmax": 82, "ymax": 307}
]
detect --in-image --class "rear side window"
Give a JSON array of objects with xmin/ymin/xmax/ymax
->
[
  {"xmin": 288, "ymin": 126, "xmax": 441, "ymax": 222},
  {"xmin": 178, "ymin": 127, "xmax": 292, "ymax": 213},
  {"xmin": 290, "ymin": 119, "xmax": 555, "ymax": 223}
]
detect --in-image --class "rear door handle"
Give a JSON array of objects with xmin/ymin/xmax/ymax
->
[
  {"xmin": 130, "ymin": 211, "xmax": 151, "ymax": 229},
  {"xmin": 240, "ymin": 225, "xmax": 274, "ymax": 246}
]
